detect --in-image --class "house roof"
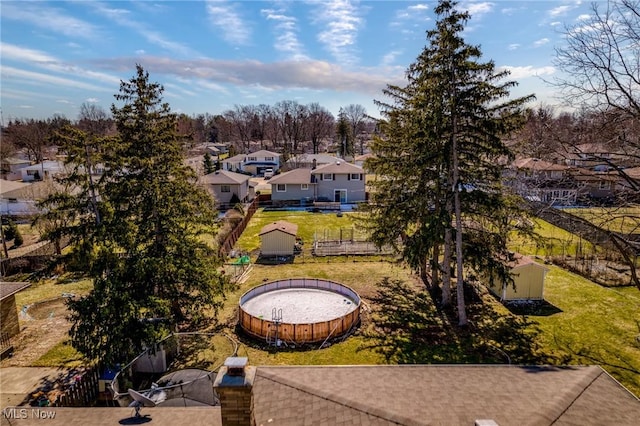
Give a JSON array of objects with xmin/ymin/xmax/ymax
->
[
  {"xmin": 252, "ymin": 365, "xmax": 640, "ymax": 426},
  {"xmin": 200, "ymin": 170, "xmax": 250, "ymax": 185},
  {"xmin": 247, "ymin": 150, "xmax": 280, "ymax": 158},
  {"xmin": 0, "ymin": 180, "xmax": 63, "ymax": 200},
  {"xmin": 511, "ymin": 158, "xmax": 569, "ymax": 172},
  {"xmin": 288, "ymin": 154, "xmax": 338, "ymax": 165},
  {"xmin": 312, "ymin": 161, "xmax": 364, "ymax": 174},
  {"xmin": 1, "ymin": 157, "xmax": 31, "ymax": 165},
  {"xmin": 5, "ymin": 364, "xmax": 638, "ymax": 425},
  {"xmin": 268, "ymin": 168, "xmax": 312, "ymax": 185},
  {"xmin": 222, "ymin": 154, "xmax": 246, "ymax": 164},
  {"xmin": 0, "ymin": 281, "xmax": 31, "ymax": 301},
  {"xmin": 259, "ymin": 220, "xmax": 298, "ymax": 236},
  {"xmin": 0, "ymin": 180, "xmax": 30, "ymax": 195}
]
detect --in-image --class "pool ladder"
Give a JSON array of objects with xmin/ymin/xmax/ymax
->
[{"xmin": 267, "ymin": 308, "xmax": 283, "ymax": 347}]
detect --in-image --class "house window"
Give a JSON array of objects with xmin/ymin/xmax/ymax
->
[
  {"xmin": 322, "ymin": 173, "xmax": 333, "ymax": 181},
  {"xmin": 301, "ymin": 184, "xmax": 309, "ymax": 190},
  {"xmin": 277, "ymin": 184, "xmax": 286, "ymax": 192},
  {"xmin": 248, "ymin": 156, "xmax": 257, "ymax": 161},
  {"xmin": 349, "ymin": 173, "xmax": 361, "ymax": 181},
  {"xmin": 265, "ymin": 156, "xmax": 274, "ymax": 161},
  {"xmin": 221, "ymin": 185, "xmax": 231, "ymax": 193}
]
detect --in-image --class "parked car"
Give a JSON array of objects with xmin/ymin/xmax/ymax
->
[{"xmin": 263, "ymin": 168, "xmax": 274, "ymax": 179}]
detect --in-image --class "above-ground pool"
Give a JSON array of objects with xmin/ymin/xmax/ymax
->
[{"xmin": 239, "ymin": 278, "xmax": 361, "ymax": 344}]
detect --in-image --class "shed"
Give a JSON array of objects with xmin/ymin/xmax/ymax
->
[
  {"xmin": 488, "ymin": 255, "xmax": 548, "ymax": 301},
  {"xmin": 259, "ymin": 221, "xmax": 298, "ymax": 256},
  {"xmin": 1, "ymin": 281, "xmax": 31, "ymax": 357}
]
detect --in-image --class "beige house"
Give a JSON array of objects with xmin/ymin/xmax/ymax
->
[
  {"xmin": 259, "ymin": 221, "xmax": 298, "ymax": 256},
  {"xmin": 489, "ymin": 255, "xmax": 548, "ymax": 301},
  {"xmin": 200, "ymin": 170, "xmax": 252, "ymax": 208}
]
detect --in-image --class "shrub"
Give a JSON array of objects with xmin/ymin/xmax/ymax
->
[{"xmin": 13, "ymin": 228, "xmax": 24, "ymax": 247}]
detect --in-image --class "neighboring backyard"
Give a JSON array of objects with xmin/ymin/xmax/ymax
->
[{"xmin": 2, "ymin": 208, "xmax": 639, "ymax": 397}]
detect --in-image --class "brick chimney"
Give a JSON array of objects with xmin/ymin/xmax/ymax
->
[{"xmin": 214, "ymin": 357, "xmax": 256, "ymax": 426}]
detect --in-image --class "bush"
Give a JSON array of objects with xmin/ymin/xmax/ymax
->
[
  {"xmin": 3, "ymin": 220, "xmax": 18, "ymax": 240},
  {"xmin": 13, "ymin": 228, "xmax": 24, "ymax": 247}
]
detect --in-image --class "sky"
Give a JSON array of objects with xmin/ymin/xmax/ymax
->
[{"xmin": 1, "ymin": 0, "xmax": 597, "ymax": 122}]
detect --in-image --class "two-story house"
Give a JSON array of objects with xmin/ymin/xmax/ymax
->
[
  {"xmin": 199, "ymin": 170, "xmax": 253, "ymax": 208},
  {"xmin": 270, "ymin": 161, "xmax": 366, "ymax": 204},
  {"xmin": 505, "ymin": 158, "xmax": 577, "ymax": 206},
  {"xmin": 221, "ymin": 150, "xmax": 280, "ymax": 176}
]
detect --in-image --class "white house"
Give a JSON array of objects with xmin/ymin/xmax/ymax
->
[
  {"xmin": 222, "ymin": 150, "xmax": 280, "ymax": 176},
  {"xmin": 20, "ymin": 160, "xmax": 66, "ymax": 182},
  {"xmin": 1, "ymin": 157, "xmax": 31, "ymax": 181},
  {"xmin": 311, "ymin": 161, "xmax": 366, "ymax": 203}
]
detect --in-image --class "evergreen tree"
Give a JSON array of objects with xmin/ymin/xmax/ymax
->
[
  {"xmin": 336, "ymin": 108, "xmax": 353, "ymax": 157},
  {"xmin": 203, "ymin": 152, "xmax": 215, "ymax": 175},
  {"xmin": 60, "ymin": 66, "xmax": 226, "ymax": 365},
  {"xmin": 364, "ymin": 0, "xmax": 534, "ymax": 325}
]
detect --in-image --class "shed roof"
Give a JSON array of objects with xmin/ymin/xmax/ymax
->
[
  {"xmin": 509, "ymin": 254, "xmax": 548, "ymax": 270},
  {"xmin": 259, "ymin": 220, "xmax": 298, "ymax": 236},
  {"xmin": 0, "ymin": 281, "xmax": 31, "ymax": 301}
]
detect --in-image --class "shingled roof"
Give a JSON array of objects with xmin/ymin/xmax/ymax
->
[
  {"xmin": 0, "ymin": 281, "xmax": 31, "ymax": 301},
  {"xmin": 259, "ymin": 220, "xmax": 298, "ymax": 236},
  {"xmin": 252, "ymin": 365, "xmax": 640, "ymax": 426}
]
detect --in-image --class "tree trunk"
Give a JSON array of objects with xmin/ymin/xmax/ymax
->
[{"xmin": 452, "ymin": 121, "xmax": 467, "ymax": 326}]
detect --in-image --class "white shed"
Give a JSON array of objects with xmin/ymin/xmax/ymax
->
[{"xmin": 259, "ymin": 221, "xmax": 298, "ymax": 256}]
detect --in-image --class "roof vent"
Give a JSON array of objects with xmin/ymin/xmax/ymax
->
[
  {"xmin": 336, "ymin": 161, "xmax": 341, "ymax": 165},
  {"xmin": 475, "ymin": 420, "xmax": 499, "ymax": 426}
]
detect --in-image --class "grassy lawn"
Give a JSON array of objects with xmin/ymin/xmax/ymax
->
[
  {"xmin": 564, "ymin": 206, "xmax": 640, "ymax": 234},
  {"xmin": 14, "ymin": 276, "xmax": 93, "ymax": 307},
  {"xmin": 523, "ymin": 265, "xmax": 640, "ymax": 396},
  {"xmin": 234, "ymin": 208, "xmax": 365, "ymax": 256},
  {"xmin": 509, "ymin": 218, "xmax": 598, "ymax": 257}
]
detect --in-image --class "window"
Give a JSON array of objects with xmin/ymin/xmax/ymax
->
[
  {"xmin": 277, "ymin": 184, "xmax": 286, "ymax": 192},
  {"xmin": 248, "ymin": 156, "xmax": 257, "ymax": 161},
  {"xmin": 301, "ymin": 184, "xmax": 309, "ymax": 190},
  {"xmin": 221, "ymin": 185, "xmax": 230, "ymax": 193},
  {"xmin": 350, "ymin": 173, "xmax": 361, "ymax": 181},
  {"xmin": 322, "ymin": 173, "xmax": 333, "ymax": 181},
  {"xmin": 265, "ymin": 156, "xmax": 274, "ymax": 161}
]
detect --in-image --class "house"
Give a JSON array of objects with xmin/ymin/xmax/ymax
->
[
  {"xmin": 1, "ymin": 157, "xmax": 31, "ymax": 181},
  {"xmin": 569, "ymin": 167, "xmax": 618, "ymax": 204},
  {"xmin": 221, "ymin": 150, "xmax": 280, "ymax": 176},
  {"xmin": 311, "ymin": 161, "xmax": 366, "ymax": 203},
  {"xmin": 200, "ymin": 170, "xmax": 252, "ymax": 208},
  {"xmin": 20, "ymin": 160, "xmax": 66, "ymax": 182},
  {"xmin": 5, "ymin": 359, "xmax": 640, "ymax": 425},
  {"xmin": 488, "ymin": 255, "xmax": 548, "ymax": 301},
  {"xmin": 269, "ymin": 169, "xmax": 314, "ymax": 204},
  {"xmin": 259, "ymin": 221, "xmax": 298, "ymax": 257},
  {"xmin": 0, "ymin": 180, "xmax": 58, "ymax": 216},
  {"xmin": 1, "ymin": 281, "xmax": 31, "ymax": 358},
  {"xmin": 505, "ymin": 158, "xmax": 577, "ymax": 205}
]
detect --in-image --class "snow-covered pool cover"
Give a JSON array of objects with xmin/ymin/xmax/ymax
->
[{"xmin": 241, "ymin": 288, "xmax": 358, "ymax": 323}]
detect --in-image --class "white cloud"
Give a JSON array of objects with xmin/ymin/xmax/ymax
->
[
  {"xmin": 206, "ymin": 0, "xmax": 251, "ymax": 45},
  {"xmin": 19, "ymin": 105, "xmax": 34, "ymax": 109},
  {"xmin": 136, "ymin": 50, "xmax": 146, "ymax": 55},
  {"xmin": 408, "ymin": 4, "xmax": 429, "ymax": 11},
  {"xmin": 576, "ymin": 14, "xmax": 591, "ymax": 21},
  {"xmin": 261, "ymin": 8, "xmax": 307, "ymax": 60},
  {"xmin": 86, "ymin": 98, "xmax": 100, "ymax": 103},
  {"xmin": 381, "ymin": 50, "xmax": 403, "ymax": 67},
  {"xmin": 508, "ymin": 43, "xmax": 520, "ymax": 51},
  {"xmin": 461, "ymin": 2, "xmax": 495, "ymax": 18},
  {"xmin": 1, "ymin": 2, "xmax": 99, "ymax": 39},
  {"xmin": 89, "ymin": 2, "xmax": 201, "ymax": 57},
  {"xmin": 57, "ymin": 99, "xmax": 72, "ymax": 104},
  {"xmin": 499, "ymin": 65, "xmax": 556, "ymax": 79},
  {"xmin": 94, "ymin": 56, "xmax": 404, "ymax": 94},
  {"xmin": 1, "ymin": 42, "xmax": 122, "ymax": 86},
  {"xmin": 533, "ymin": 38, "xmax": 550, "ymax": 47},
  {"xmin": 390, "ymin": 2, "xmax": 431, "ymax": 36},
  {"xmin": 313, "ymin": 0, "xmax": 364, "ymax": 66},
  {"xmin": 2, "ymin": 66, "xmax": 111, "ymax": 92}
]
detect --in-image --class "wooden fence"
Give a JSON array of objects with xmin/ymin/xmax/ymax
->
[
  {"xmin": 1, "ymin": 236, "xmax": 70, "ymax": 276},
  {"xmin": 219, "ymin": 198, "xmax": 259, "ymax": 257},
  {"xmin": 50, "ymin": 367, "xmax": 100, "ymax": 407},
  {"xmin": 0, "ymin": 332, "xmax": 13, "ymax": 360}
]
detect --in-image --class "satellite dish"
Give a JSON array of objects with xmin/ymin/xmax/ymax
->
[{"xmin": 127, "ymin": 386, "xmax": 167, "ymax": 418}]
